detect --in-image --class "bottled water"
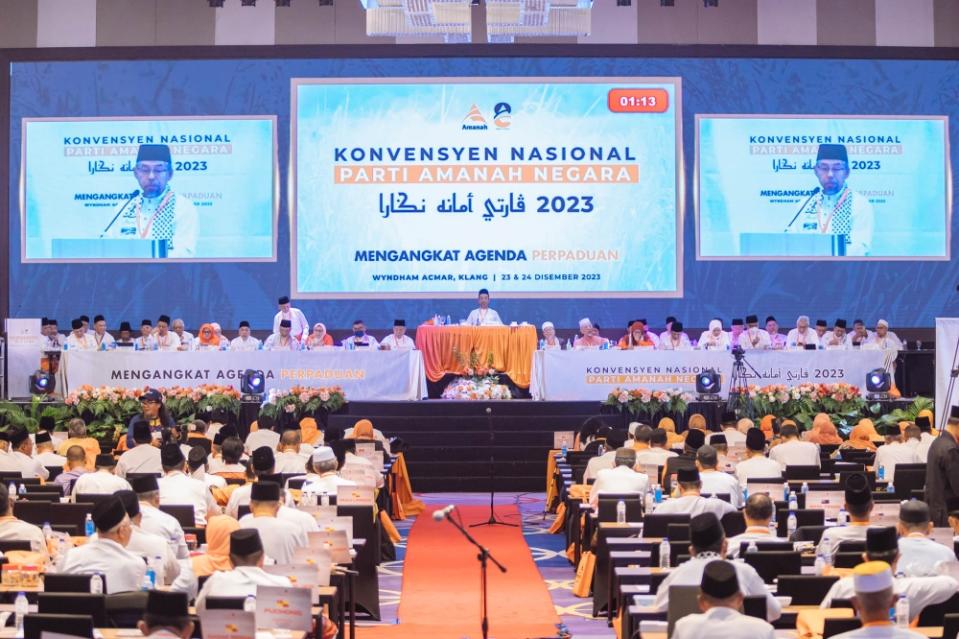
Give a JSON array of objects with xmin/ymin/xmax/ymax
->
[
  {"xmin": 565, "ymin": 338, "xmax": 572, "ymax": 350},
  {"xmin": 320, "ymin": 493, "xmax": 330, "ymax": 507},
  {"xmin": 17, "ymin": 484, "xmax": 25, "ymax": 497},
  {"xmin": 644, "ymin": 489, "xmax": 655, "ymax": 514},
  {"xmin": 42, "ymin": 521, "xmax": 52, "ymax": 539},
  {"xmin": 742, "ymin": 486, "xmax": 749, "ymax": 503},
  {"xmin": 659, "ymin": 538, "xmax": 671, "ymax": 569},
  {"xmin": 84, "ymin": 514, "xmax": 95, "ymax": 538},
  {"xmin": 151, "ymin": 555, "xmax": 165, "ymax": 585},
  {"xmin": 539, "ymin": 339, "xmax": 546, "ymax": 351},
  {"xmin": 244, "ymin": 594, "xmax": 257, "ymax": 613},
  {"xmin": 788, "ymin": 492, "xmax": 798, "ymax": 512},
  {"xmin": 746, "ymin": 540, "xmax": 758, "ymax": 555},
  {"xmin": 14, "ymin": 591, "xmax": 28, "ymax": 636},
  {"xmin": 783, "ymin": 483, "xmax": 790, "ymax": 501},
  {"xmin": 787, "ymin": 511, "xmax": 798, "ymax": 538},
  {"xmin": 90, "ymin": 573, "xmax": 103, "ymax": 594},
  {"xmin": 895, "ymin": 594, "xmax": 910, "ymax": 628},
  {"xmin": 7, "ymin": 482, "xmax": 16, "ymax": 499},
  {"xmin": 801, "ymin": 482, "xmax": 809, "ymax": 498},
  {"xmin": 616, "ymin": 500, "xmax": 626, "ymax": 525},
  {"xmin": 814, "ymin": 549, "xmax": 825, "ymax": 575},
  {"xmin": 887, "ymin": 481, "xmax": 896, "ymax": 494},
  {"xmin": 560, "ymin": 445, "xmax": 568, "ymax": 459},
  {"xmin": 144, "ymin": 566, "xmax": 157, "ymax": 589},
  {"xmin": 837, "ymin": 508, "xmax": 848, "ymax": 526},
  {"xmin": 445, "ymin": 315, "xmax": 451, "ymax": 326},
  {"xmin": 877, "ymin": 465, "xmax": 885, "ymax": 481},
  {"xmin": 654, "ymin": 484, "xmax": 663, "ymax": 504}
]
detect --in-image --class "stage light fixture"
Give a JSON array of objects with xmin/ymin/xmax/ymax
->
[
  {"xmin": 865, "ymin": 368, "xmax": 891, "ymax": 399},
  {"xmin": 695, "ymin": 369, "xmax": 721, "ymax": 399},
  {"xmin": 275, "ymin": 0, "xmax": 291, "ymax": 5},
  {"xmin": 617, "ymin": 0, "xmax": 632, "ymax": 6},
  {"xmin": 241, "ymin": 0, "xmax": 257, "ymax": 6},
  {"xmin": 241, "ymin": 369, "xmax": 266, "ymax": 398},
  {"xmin": 703, "ymin": 0, "xmax": 718, "ymax": 6},
  {"xmin": 30, "ymin": 371, "xmax": 55, "ymax": 395},
  {"xmin": 208, "ymin": 0, "xmax": 225, "ymax": 6},
  {"xmin": 660, "ymin": 0, "xmax": 674, "ymax": 5}
]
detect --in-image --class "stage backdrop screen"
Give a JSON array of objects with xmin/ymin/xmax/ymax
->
[
  {"xmin": 293, "ymin": 77, "xmax": 682, "ymax": 299},
  {"xmin": 697, "ymin": 115, "xmax": 950, "ymax": 260},
  {"xmin": 21, "ymin": 116, "xmax": 277, "ymax": 262}
]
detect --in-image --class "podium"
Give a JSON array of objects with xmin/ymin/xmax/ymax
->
[
  {"xmin": 51, "ymin": 238, "xmax": 169, "ymax": 259},
  {"xmin": 740, "ymin": 233, "xmax": 847, "ymax": 257}
]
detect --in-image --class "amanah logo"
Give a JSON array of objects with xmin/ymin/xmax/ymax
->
[
  {"xmin": 493, "ymin": 102, "xmax": 512, "ymax": 129},
  {"xmin": 462, "ymin": 105, "xmax": 488, "ymax": 131}
]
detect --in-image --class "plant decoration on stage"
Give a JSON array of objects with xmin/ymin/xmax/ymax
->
[
  {"xmin": 0, "ymin": 396, "xmax": 71, "ymax": 433},
  {"xmin": 442, "ymin": 348, "xmax": 512, "ymax": 400},
  {"xmin": 259, "ymin": 386, "xmax": 348, "ymax": 420},
  {"xmin": 737, "ymin": 382, "xmax": 867, "ymax": 430},
  {"xmin": 602, "ymin": 388, "xmax": 693, "ymax": 419},
  {"xmin": 61, "ymin": 385, "xmax": 242, "ymax": 438}
]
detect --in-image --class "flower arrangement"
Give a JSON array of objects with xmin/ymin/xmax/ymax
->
[
  {"xmin": 259, "ymin": 386, "xmax": 347, "ymax": 420},
  {"xmin": 442, "ymin": 347, "xmax": 512, "ymax": 400},
  {"xmin": 163, "ymin": 385, "xmax": 242, "ymax": 421},
  {"xmin": 602, "ymin": 388, "xmax": 693, "ymax": 419},
  {"xmin": 737, "ymin": 382, "xmax": 867, "ymax": 430}
]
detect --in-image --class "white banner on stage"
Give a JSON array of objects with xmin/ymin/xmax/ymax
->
[
  {"xmin": 935, "ymin": 318, "xmax": 959, "ymax": 425},
  {"xmin": 61, "ymin": 349, "xmax": 427, "ymax": 401},
  {"xmin": 530, "ymin": 348, "xmax": 890, "ymax": 401}
]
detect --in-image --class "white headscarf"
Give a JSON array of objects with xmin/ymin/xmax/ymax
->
[{"xmin": 708, "ymin": 319, "xmax": 723, "ymax": 333}]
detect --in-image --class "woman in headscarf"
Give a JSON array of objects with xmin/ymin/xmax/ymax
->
[
  {"xmin": 686, "ymin": 413, "xmax": 707, "ymax": 433},
  {"xmin": 304, "ymin": 323, "xmax": 334, "ymax": 350},
  {"xmin": 843, "ymin": 418, "xmax": 878, "ymax": 451},
  {"xmin": 540, "ymin": 322, "xmax": 562, "ymax": 350},
  {"xmin": 917, "ymin": 408, "xmax": 937, "ymax": 436},
  {"xmin": 808, "ymin": 413, "xmax": 843, "ymax": 445},
  {"xmin": 657, "ymin": 417, "xmax": 684, "ymax": 447},
  {"xmin": 759, "ymin": 415, "xmax": 775, "ymax": 441},
  {"xmin": 195, "ymin": 323, "xmax": 221, "ymax": 352},
  {"xmin": 190, "ymin": 515, "xmax": 240, "ymax": 577},
  {"xmin": 696, "ymin": 319, "xmax": 731, "ymax": 351},
  {"xmin": 618, "ymin": 320, "xmax": 657, "ymax": 350}
]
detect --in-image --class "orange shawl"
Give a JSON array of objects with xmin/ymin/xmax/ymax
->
[
  {"xmin": 808, "ymin": 413, "xmax": 843, "ymax": 445},
  {"xmin": 190, "ymin": 515, "xmax": 239, "ymax": 577}
]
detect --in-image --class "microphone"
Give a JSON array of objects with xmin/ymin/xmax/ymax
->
[
  {"xmin": 99, "ymin": 189, "xmax": 140, "ymax": 238},
  {"xmin": 432, "ymin": 504, "xmax": 455, "ymax": 521},
  {"xmin": 782, "ymin": 187, "xmax": 820, "ymax": 232}
]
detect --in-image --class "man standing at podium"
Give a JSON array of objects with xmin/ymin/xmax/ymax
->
[
  {"xmin": 105, "ymin": 144, "xmax": 198, "ymax": 258},
  {"xmin": 789, "ymin": 144, "xmax": 874, "ymax": 256},
  {"xmin": 466, "ymin": 289, "xmax": 503, "ymax": 326}
]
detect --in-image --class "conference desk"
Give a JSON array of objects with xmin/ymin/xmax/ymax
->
[
  {"xmin": 529, "ymin": 348, "xmax": 897, "ymax": 401},
  {"xmin": 59, "ymin": 349, "xmax": 427, "ymax": 400},
  {"xmin": 415, "ymin": 324, "xmax": 537, "ymax": 388}
]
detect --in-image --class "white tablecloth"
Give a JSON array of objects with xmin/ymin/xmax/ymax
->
[
  {"xmin": 60, "ymin": 349, "xmax": 428, "ymax": 401},
  {"xmin": 529, "ymin": 348, "xmax": 897, "ymax": 401}
]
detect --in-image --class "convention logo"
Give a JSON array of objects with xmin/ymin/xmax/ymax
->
[
  {"xmin": 461, "ymin": 105, "xmax": 489, "ymax": 131},
  {"xmin": 493, "ymin": 102, "xmax": 512, "ymax": 130}
]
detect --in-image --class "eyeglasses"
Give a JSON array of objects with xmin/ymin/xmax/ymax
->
[
  {"xmin": 814, "ymin": 163, "xmax": 848, "ymax": 174},
  {"xmin": 134, "ymin": 164, "xmax": 170, "ymax": 177}
]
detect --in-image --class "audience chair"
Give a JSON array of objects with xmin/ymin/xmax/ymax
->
[
  {"xmin": 37, "ymin": 594, "xmax": 107, "ymax": 626},
  {"xmin": 775, "ymin": 575, "xmax": 839, "ymax": 606},
  {"xmin": 44, "ymin": 573, "xmax": 105, "ymax": 593},
  {"xmin": 743, "ymin": 550, "xmax": 802, "ymax": 584},
  {"xmin": 24, "ymin": 614, "xmax": 95, "ymax": 639},
  {"xmin": 775, "ymin": 508, "xmax": 824, "ymax": 538}
]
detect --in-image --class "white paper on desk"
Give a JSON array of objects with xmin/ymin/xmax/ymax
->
[
  {"xmin": 314, "ymin": 515, "xmax": 354, "ymax": 545},
  {"xmin": 336, "ymin": 485, "xmax": 374, "ymax": 506},
  {"xmin": 354, "ymin": 444, "xmax": 384, "ymax": 472},
  {"xmin": 871, "ymin": 502, "xmax": 900, "ymax": 523},
  {"xmin": 198, "ymin": 609, "xmax": 255, "ymax": 639},
  {"xmin": 805, "ymin": 491, "xmax": 844, "ymax": 519},
  {"xmin": 339, "ymin": 466, "xmax": 376, "ymax": 488},
  {"xmin": 305, "ymin": 531, "xmax": 351, "ymax": 564},
  {"xmin": 255, "ymin": 585, "xmax": 313, "ymax": 632},
  {"xmin": 746, "ymin": 482, "xmax": 785, "ymax": 498},
  {"xmin": 264, "ymin": 555, "xmax": 332, "ymax": 590}
]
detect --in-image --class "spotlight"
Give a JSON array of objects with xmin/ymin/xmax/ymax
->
[
  {"xmin": 208, "ymin": 0, "xmax": 225, "ymax": 6},
  {"xmin": 241, "ymin": 0, "xmax": 257, "ymax": 5},
  {"xmin": 30, "ymin": 371, "xmax": 55, "ymax": 395},
  {"xmin": 695, "ymin": 369, "xmax": 721, "ymax": 400},
  {"xmin": 241, "ymin": 368, "xmax": 266, "ymax": 399},
  {"xmin": 660, "ymin": 0, "xmax": 674, "ymax": 5},
  {"xmin": 275, "ymin": 0, "xmax": 291, "ymax": 5},
  {"xmin": 703, "ymin": 0, "xmax": 717, "ymax": 6},
  {"xmin": 617, "ymin": 0, "xmax": 631, "ymax": 6},
  {"xmin": 865, "ymin": 368, "xmax": 891, "ymax": 399}
]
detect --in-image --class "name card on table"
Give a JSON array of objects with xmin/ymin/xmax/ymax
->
[
  {"xmin": 198, "ymin": 609, "xmax": 255, "ymax": 639},
  {"xmin": 553, "ymin": 431, "xmax": 575, "ymax": 450},
  {"xmin": 254, "ymin": 585, "xmax": 313, "ymax": 632},
  {"xmin": 306, "ymin": 530, "xmax": 351, "ymax": 564},
  {"xmin": 805, "ymin": 491, "xmax": 844, "ymax": 519},
  {"xmin": 265, "ymin": 553, "xmax": 332, "ymax": 590},
  {"xmin": 340, "ymin": 466, "xmax": 377, "ymax": 488},
  {"xmin": 337, "ymin": 485, "xmax": 375, "ymax": 506},
  {"xmin": 746, "ymin": 482, "xmax": 786, "ymax": 498},
  {"xmin": 871, "ymin": 502, "xmax": 901, "ymax": 524},
  {"xmin": 354, "ymin": 443, "xmax": 384, "ymax": 471},
  {"xmin": 315, "ymin": 515, "xmax": 355, "ymax": 545}
]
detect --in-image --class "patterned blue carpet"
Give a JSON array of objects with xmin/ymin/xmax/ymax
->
[{"xmin": 363, "ymin": 492, "xmax": 614, "ymax": 639}]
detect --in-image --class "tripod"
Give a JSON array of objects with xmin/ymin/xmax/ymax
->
[
  {"xmin": 727, "ymin": 347, "xmax": 763, "ymax": 416},
  {"xmin": 442, "ymin": 508, "xmax": 508, "ymax": 639},
  {"xmin": 939, "ymin": 334, "xmax": 959, "ymax": 436},
  {"xmin": 471, "ymin": 406, "xmax": 517, "ymax": 527}
]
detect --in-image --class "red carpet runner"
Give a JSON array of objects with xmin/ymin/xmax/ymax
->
[{"xmin": 359, "ymin": 505, "xmax": 560, "ymax": 639}]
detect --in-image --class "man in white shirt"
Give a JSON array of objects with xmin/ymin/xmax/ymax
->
[
  {"xmin": 90, "ymin": 315, "xmax": 116, "ymax": 351},
  {"xmin": 274, "ymin": 430, "xmax": 309, "ymax": 474},
  {"xmin": 42, "ymin": 318, "xmax": 65, "ymax": 350},
  {"xmin": 671, "ymin": 560, "xmax": 776, "ymax": 639},
  {"xmin": 584, "ymin": 430, "xmax": 627, "ymax": 482},
  {"xmin": 827, "ymin": 560, "xmax": 928, "ymax": 639},
  {"xmin": 896, "ymin": 500, "xmax": 957, "ymax": 578},
  {"xmin": 135, "ymin": 319, "xmax": 157, "ymax": 351},
  {"xmin": 874, "ymin": 423, "xmax": 920, "ymax": 481},
  {"xmin": 379, "ymin": 319, "xmax": 415, "ymax": 351},
  {"xmin": 195, "ymin": 529, "xmax": 291, "ymax": 612},
  {"xmin": 301, "ymin": 447, "xmax": 356, "ymax": 498},
  {"xmin": 786, "ymin": 315, "xmax": 821, "ymax": 351},
  {"xmin": 0, "ymin": 483, "xmax": 46, "ymax": 555},
  {"xmin": 719, "ymin": 414, "xmax": 747, "ymax": 447},
  {"xmin": 726, "ymin": 493, "xmax": 785, "ymax": 558},
  {"xmin": 263, "ymin": 319, "xmax": 301, "ymax": 351},
  {"xmin": 73, "ymin": 454, "xmax": 132, "ymax": 497},
  {"xmin": 230, "ymin": 320, "xmax": 262, "ymax": 352},
  {"xmin": 914, "ymin": 415, "xmax": 936, "ymax": 463},
  {"xmin": 769, "ymin": 423, "xmax": 820, "ymax": 469},
  {"xmin": 696, "ymin": 445, "xmax": 743, "ymax": 508},
  {"xmin": 817, "ymin": 473, "xmax": 877, "ymax": 556},
  {"xmin": 273, "ymin": 295, "xmax": 309, "ymax": 342},
  {"xmin": 846, "ymin": 319, "xmax": 874, "ymax": 349},
  {"xmin": 238, "ymin": 481, "xmax": 307, "ymax": 565},
  {"xmin": 0, "ymin": 427, "xmax": 49, "ymax": 479},
  {"xmin": 158, "ymin": 444, "xmax": 219, "ymax": 526},
  {"xmin": 153, "ymin": 315, "xmax": 181, "ymax": 352},
  {"xmin": 116, "ymin": 422, "xmax": 162, "ymax": 478},
  {"xmin": 589, "ymin": 448, "xmax": 648, "ymax": 510},
  {"xmin": 131, "ymin": 475, "xmax": 189, "ymax": 560},
  {"xmin": 821, "ymin": 527, "xmax": 958, "ymax": 623},
  {"xmin": 635, "ymin": 428, "xmax": 678, "ymax": 467},
  {"xmin": 113, "ymin": 490, "xmax": 186, "ymax": 592},
  {"xmin": 653, "ymin": 513, "xmax": 781, "ymax": 621},
  {"xmin": 738, "ymin": 315, "xmax": 770, "ymax": 350},
  {"xmin": 735, "ymin": 429, "xmax": 783, "ymax": 485},
  {"xmin": 34, "ymin": 430, "xmax": 66, "ymax": 468},
  {"xmin": 653, "ymin": 468, "xmax": 736, "ymax": 519},
  {"xmin": 139, "ymin": 591, "xmax": 195, "ymax": 639},
  {"xmin": 466, "ymin": 288, "xmax": 503, "ymax": 326},
  {"xmin": 822, "ymin": 319, "xmax": 850, "ymax": 350},
  {"xmin": 340, "ymin": 319, "xmax": 379, "ymax": 350},
  {"xmin": 60, "ymin": 497, "xmax": 147, "ymax": 593},
  {"xmin": 171, "ymin": 318, "xmax": 194, "ymax": 351},
  {"xmin": 658, "ymin": 320, "xmax": 692, "ymax": 351},
  {"xmin": 65, "ymin": 318, "xmax": 97, "ymax": 351},
  {"xmin": 865, "ymin": 319, "xmax": 903, "ymax": 351},
  {"xmin": 186, "ymin": 446, "xmax": 226, "ymax": 492}
]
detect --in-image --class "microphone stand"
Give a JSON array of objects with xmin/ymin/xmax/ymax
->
[
  {"xmin": 471, "ymin": 406, "xmax": 516, "ymax": 528},
  {"xmin": 442, "ymin": 510, "xmax": 507, "ymax": 639},
  {"xmin": 782, "ymin": 187, "xmax": 820, "ymax": 232},
  {"xmin": 99, "ymin": 189, "xmax": 140, "ymax": 237}
]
